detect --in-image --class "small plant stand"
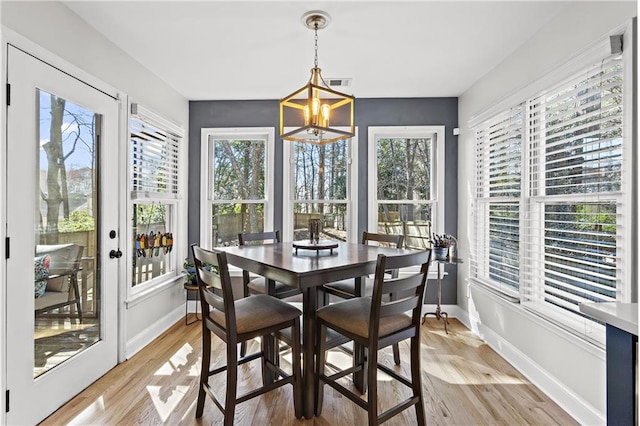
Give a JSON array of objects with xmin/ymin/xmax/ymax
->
[{"xmin": 422, "ymin": 258, "xmax": 461, "ymax": 334}]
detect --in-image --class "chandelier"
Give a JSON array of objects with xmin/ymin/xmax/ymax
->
[{"xmin": 279, "ymin": 11, "xmax": 355, "ymax": 145}]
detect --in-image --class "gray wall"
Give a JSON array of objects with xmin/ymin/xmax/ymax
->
[{"xmin": 189, "ymin": 97, "xmax": 459, "ymax": 303}]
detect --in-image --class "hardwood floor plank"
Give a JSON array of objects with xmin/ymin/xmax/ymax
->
[{"xmin": 40, "ymin": 317, "xmax": 578, "ymax": 425}]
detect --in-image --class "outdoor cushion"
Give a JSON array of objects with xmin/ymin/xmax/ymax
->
[{"xmin": 34, "ymin": 254, "xmax": 50, "ymax": 298}]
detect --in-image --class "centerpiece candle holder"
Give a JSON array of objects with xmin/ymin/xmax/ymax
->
[{"xmin": 308, "ymin": 218, "xmax": 322, "ymax": 243}]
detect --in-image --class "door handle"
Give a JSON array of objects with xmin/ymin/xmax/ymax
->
[{"xmin": 109, "ymin": 249, "xmax": 123, "ymax": 259}]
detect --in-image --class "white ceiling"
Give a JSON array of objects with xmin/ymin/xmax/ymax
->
[{"xmin": 63, "ymin": 1, "xmax": 570, "ymax": 100}]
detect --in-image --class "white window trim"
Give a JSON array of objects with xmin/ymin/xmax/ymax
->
[
  {"xmin": 282, "ymin": 127, "xmax": 358, "ymax": 243},
  {"xmin": 126, "ymin": 103, "xmax": 187, "ymax": 303},
  {"xmin": 367, "ymin": 126, "xmax": 446, "ymax": 235},
  {"xmin": 199, "ymin": 127, "xmax": 275, "ymax": 249}
]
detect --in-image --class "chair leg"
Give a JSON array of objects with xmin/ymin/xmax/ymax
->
[
  {"xmin": 196, "ymin": 329, "xmax": 211, "ymax": 418},
  {"xmin": 240, "ymin": 341, "xmax": 247, "ymax": 357},
  {"xmin": 185, "ymin": 293, "xmax": 189, "ymax": 326},
  {"xmin": 71, "ymin": 277, "xmax": 82, "ymax": 323},
  {"xmin": 367, "ymin": 344, "xmax": 379, "ymax": 426},
  {"xmin": 411, "ymin": 334, "xmax": 426, "ymax": 426},
  {"xmin": 291, "ymin": 318, "xmax": 303, "ymax": 419},
  {"xmin": 354, "ymin": 344, "xmax": 367, "ymax": 393},
  {"xmin": 224, "ymin": 337, "xmax": 238, "ymax": 426},
  {"xmin": 315, "ymin": 321, "xmax": 327, "ymax": 415},
  {"xmin": 75, "ymin": 299, "xmax": 83, "ymax": 323},
  {"xmin": 261, "ymin": 335, "xmax": 278, "ymax": 385},
  {"xmin": 392, "ymin": 342, "xmax": 401, "ymax": 366}
]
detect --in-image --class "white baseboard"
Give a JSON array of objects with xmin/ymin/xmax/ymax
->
[
  {"xmin": 457, "ymin": 310, "xmax": 604, "ymax": 425},
  {"xmin": 125, "ymin": 305, "xmax": 183, "ymax": 359}
]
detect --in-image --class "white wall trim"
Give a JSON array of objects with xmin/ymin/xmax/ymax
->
[
  {"xmin": 125, "ymin": 305, "xmax": 183, "ymax": 359},
  {"xmin": 1, "ymin": 27, "xmax": 121, "ymax": 99}
]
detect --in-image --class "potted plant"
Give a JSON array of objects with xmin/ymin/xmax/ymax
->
[
  {"xmin": 431, "ymin": 234, "xmax": 457, "ymax": 261},
  {"xmin": 183, "ymin": 258, "xmax": 217, "ymax": 286},
  {"xmin": 183, "ymin": 259, "xmax": 197, "ymax": 286}
]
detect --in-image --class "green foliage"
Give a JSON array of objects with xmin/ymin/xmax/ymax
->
[
  {"xmin": 183, "ymin": 259, "xmax": 218, "ymax": 285},
  {"xmin": 432, "ymin": 233, "xmax": 457, "ymax": 248},
  {"xmin": 58, "ymin": 209, "xmax": 95, "ymax": 232},
  {"xmin": 213, "ymin": 139, "xmax": 265, "ymax": 201},
  {"xmin": 377, "ymin": 138, "xmax": 432, "ymax": 208},
  {"xmin": 134, "ymin": 204, "xmax": 167, "ymax": 225}
]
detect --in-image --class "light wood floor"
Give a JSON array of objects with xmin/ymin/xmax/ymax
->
[{"xmin": 40, "ymin": 317, "xmax": 578, "ymax": 425}]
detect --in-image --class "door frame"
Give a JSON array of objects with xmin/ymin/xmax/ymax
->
[{"xmin": 0, "ymin": 27, "xmax": 128, "ymax": 420}]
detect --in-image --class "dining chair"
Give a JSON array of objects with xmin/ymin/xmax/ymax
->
[
  {"xmin": 322, "ymin": 231, "xmax": 405, "ymax": 365},
  {"xmin": 315, "ymin": 249, "xmax": 431, "ymax": 426},
  {"xmin": 191, "ymin": 244, "xmax": 303, "ymax": 425},
  {"xmin": 239, "ymin": 231, "xmax": 302, "ymax": 299}
]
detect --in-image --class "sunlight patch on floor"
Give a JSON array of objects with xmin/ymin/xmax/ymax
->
[
  {"xmin": 425, "ymin": 353, "xmax": 527, "ymax": 385},
  {"xmin": 154, "ymin": 343, "xmax": 194, "ymax": 376},
  {"xmin": 146, "ymin": 385, "xmax": 190, "ymax": 422},
  {"xmin": 67, "ymin": 395, "xmax": 106, "ymax": 425}
]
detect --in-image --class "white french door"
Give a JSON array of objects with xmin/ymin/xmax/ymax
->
[{"xmin": 5, "ymin": 46, "xmax": 120, "ymax": 424}]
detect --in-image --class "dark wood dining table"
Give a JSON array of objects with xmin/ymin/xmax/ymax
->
[{"xmin": 217, "ymin": 241, "xmax": 413, "ymax": 418}]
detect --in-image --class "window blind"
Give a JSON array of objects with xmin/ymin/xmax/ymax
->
[
  {"xmin": 472, "ymin": 107, "xmax": 522, "ymax": 292},
  {"xmin": 130, "ymin": 105, "xmax": 181, "ymax": 199},
  {"xmin": 521, "ymin": 55, "xmax": 623, "ymax": 318}
]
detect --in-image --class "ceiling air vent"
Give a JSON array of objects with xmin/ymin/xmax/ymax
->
[{"xmin": 326, "ymin": 78, "xmax": 352, "ymax": 87}]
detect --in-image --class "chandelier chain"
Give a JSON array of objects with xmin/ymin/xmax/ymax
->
[{"xmin": 313, "ymin": 22, "xmax": 319, "ymax": 68}]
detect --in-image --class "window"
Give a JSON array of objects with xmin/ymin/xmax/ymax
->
[
  {"xmin": 282, "ymin": 131, "xmax": 357, "ymax": 243},
  {"xmin": 201, "ymin": 128, "xmax": 274, "ymax": 247},
  {"xmin": 473, "ymin": 107, "xmax": 522, "ymax": 295},
  {"xmin": 129, "ymin": 103, "xmax": 184, "ymax": 289},
  {"xmin": 368, "ymin": 126, "xmax": 445, "ymax": 249},
  {"xmin": 472, "ymin": 38, "xmax": 630, "ymax": 344}
]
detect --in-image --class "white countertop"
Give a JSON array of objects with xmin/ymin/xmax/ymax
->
[{"xmin": 579, "ymin": 302, "xmax": 638, "ymax": 336}]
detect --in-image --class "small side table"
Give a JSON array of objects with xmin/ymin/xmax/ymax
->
[
  {"xmin": 422, "ymin": 258, "xmax": 461, "ymax": 334},
  {"xmin": 184, "ymin": 282, "xmax": 201, "ymax": 325}
]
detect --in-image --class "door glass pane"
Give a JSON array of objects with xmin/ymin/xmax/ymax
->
[{"xmin": 34, "ymin": 90, "xmax": 100, "ymax": 377}]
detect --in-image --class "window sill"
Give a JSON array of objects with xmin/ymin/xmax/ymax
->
[
  {"xmin": 469, "ymin": 278, "xmax": 520, "ymax": 303},
  {"xmin": 126, "ymin": 275, "xmax": 183, "ymax": 308}
]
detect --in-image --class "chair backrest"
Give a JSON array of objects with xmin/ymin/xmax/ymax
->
[
  {"xmin": 369, "ymin": 250, "xmax": 432, "ymax": 339},
  {"xmin": 238, "ymin": 231, "xmax": 280, "ymax": 292},
  {"xmin": 191, "ymin": 244, "xmax": 237, "ymax": 337},
  {"xmin": 36, "ymin": 243, "xmax": 84, "ymax": 275},
  {"xmin": 362, "ymin": 231, "xmax": 404, "ymax": 249},
  {"xmin": 238, "ymin": 230, "xmax": 280, "ymax": 246},
  {"xmin": 363, "ymin": 232, "xmax": 404, "ymax": 278},
  {"xmin": 379, "ymin": 221, "xmax": 432, "ymax": 250},
  {"xmin": 404, "ymin": 221, "xmax": 432, "ymax": 250}
]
